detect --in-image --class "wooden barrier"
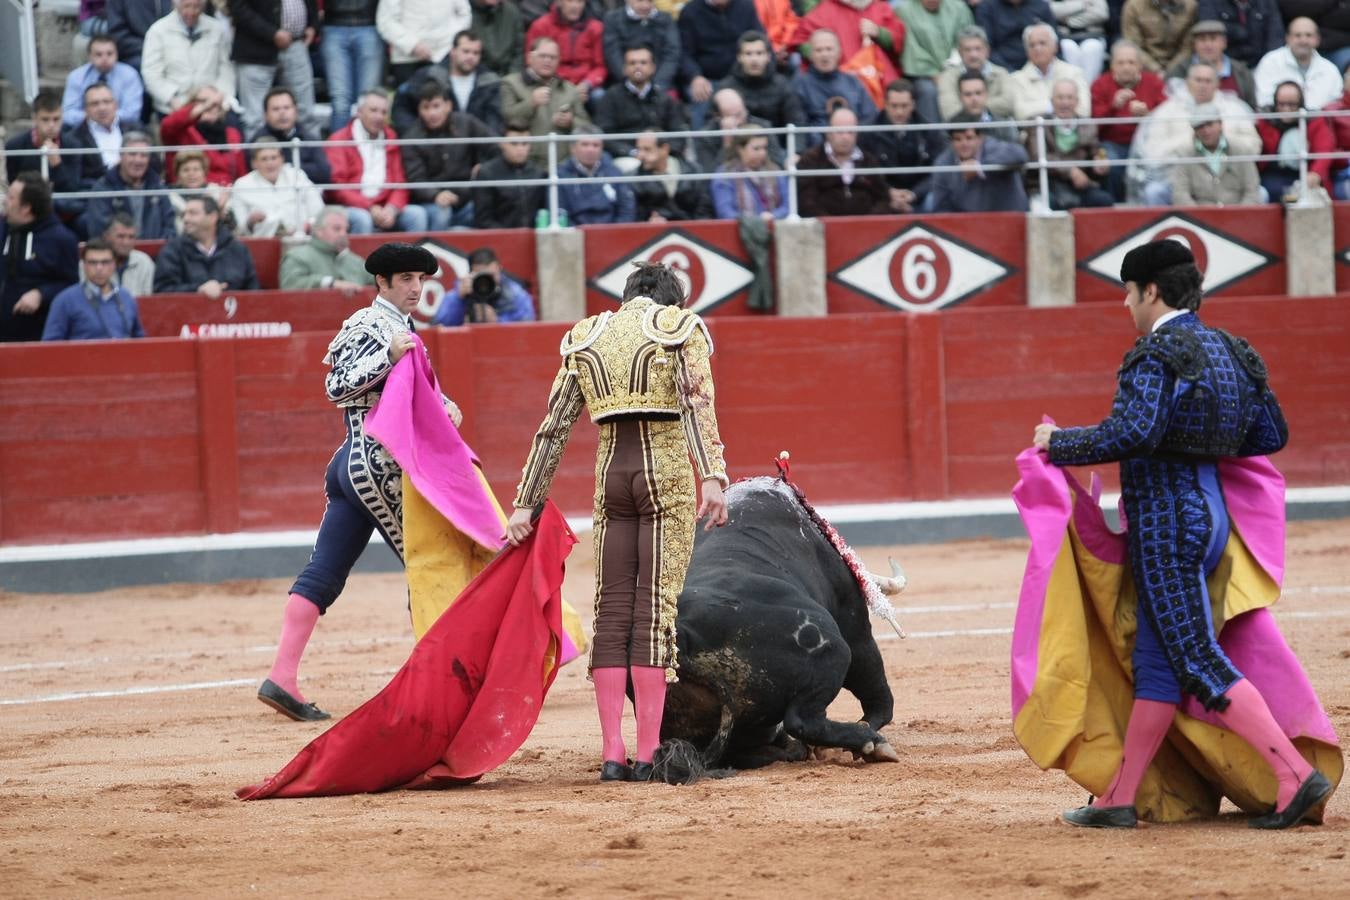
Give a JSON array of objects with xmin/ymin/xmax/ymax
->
[
  {"xmin": 139, "ymin": 289, "xmax": 371, "ymax": 337},
  {"xmin": 3, "ymin": 294, "xmax": 1346, "ymax": 546}
]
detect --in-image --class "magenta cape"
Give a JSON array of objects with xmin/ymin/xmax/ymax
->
[
  {"xmin": 236, "ymin": 502, "xmax": 577, "ymax": 799},
  {"xmin": 1010, "ymin": 449, "xmax": 1342, "ymax": 822}
]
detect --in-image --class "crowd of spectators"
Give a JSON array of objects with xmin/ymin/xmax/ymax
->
[{"xmin": 4, "ymin": 0, "xmax": 1350, "ymax": 341}]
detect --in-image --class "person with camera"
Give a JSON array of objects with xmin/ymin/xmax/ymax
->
[{"xmin": 431, "ymin": 247, "xmax": 536, "ymax": 326}]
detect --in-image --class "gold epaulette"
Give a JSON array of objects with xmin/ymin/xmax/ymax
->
[
  {"xmin": 641, "ymin": 304, "xmax": 714, "ymax": 355},
  {"xmin": 560, "ymin": 311, "xmax": 614, "ymax": 357}
]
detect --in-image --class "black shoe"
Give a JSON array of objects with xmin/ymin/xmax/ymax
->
[
  {"xmin": 1062, "ymin": 804, "xmax": 1138, "ymax": 828},
  {"xmin": 1249, "ymin": 771, "xmax": 1333, "ymax": 830},
  {"xmin": 257, "ymin": 679, "xmax": 331, "ymax": 722},
  {"xmin": 630, "ymin": 761, "xmax": 655, "ymax": 783},
  {"xmin": 599, "ymin": 760, "xmax": 633, "ymax": 782}
]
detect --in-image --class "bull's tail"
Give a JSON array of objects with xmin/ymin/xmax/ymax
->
[{"xmin": 652, "ymin": 706, "xmax": 736, "ymax": 785}]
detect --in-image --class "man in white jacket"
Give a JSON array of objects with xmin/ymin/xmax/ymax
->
[
  {"xmin": 230, "ymin": 138, "xmax": 325, "ymax": 237},
  {"xmin": 1009, "ymin": 23, "xmax": 1090, "ymax": 120},
  {"xmin": 376, "ymin": 0, "xmax": 473, "ymax": 86},
  {"xmin": 1253, "ymin": 17, "xmax": 1342, "ymax": 111},
  {"xmin": 140, "ymin": 0, "xmax": 235, "ymax": 115}
]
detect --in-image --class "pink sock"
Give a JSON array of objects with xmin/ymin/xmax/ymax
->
[
  {"xmin": 1096, "ymin": 698, "xmax": 1177, "ymax": 808},
  {"xmin": 1217, "ymin": 678, "xmax": 1314, "ymax": 810},
  {"xmin": 266, "ymin": 593, "xmax": 321, "ymax": 702},
  {"xmin": 592, "ymin": 667, "xmax": 629, "ymax": 764},
  {"xmin": 631, "ymin": 666, "xmax": 667, "ymax": 764}
]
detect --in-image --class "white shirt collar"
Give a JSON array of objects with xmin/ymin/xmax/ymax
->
[
  {"xmin": 1152, "ymin": 308, "xmax": 1191, "ymax": 332},
  {"xmin": 374, "ymin": 295, "xmax": 411, "ymax": 326}
]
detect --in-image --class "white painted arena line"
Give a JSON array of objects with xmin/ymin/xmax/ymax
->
[
  {"xmin": 0, "ymin": 635, "xmax": 411, "ymax": 675},
  {"xmin": 0, "ymin": 678, "xmax": 256, "ymax": 706}
]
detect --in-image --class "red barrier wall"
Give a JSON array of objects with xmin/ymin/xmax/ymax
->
[
  {"xmin": 140, "ymin": 289, "xmax": 371, "ymax": 337},
  {"xmin": 1334, "ymin": 203, "xmax": 1350, "ymax": 294},
  {"xmin": 4, "ymin": 295, "xmax": 1346, "ymax": 546}
]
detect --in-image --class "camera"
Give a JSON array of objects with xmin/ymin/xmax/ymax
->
[{"xmin": 470, "ymin": 271, "xmax": 501, "ymax": 304}]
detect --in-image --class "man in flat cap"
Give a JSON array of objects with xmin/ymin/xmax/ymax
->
[
  {"xmin": 257, "ymin": 242, "xmax": 449, "ymax": 721},
  {"xmin": 1030, "ymin": 238, "xmax": 1333, "ymax": 829}
]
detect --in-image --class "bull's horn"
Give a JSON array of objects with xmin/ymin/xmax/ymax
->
[{"xmin": 870, "ymin": 557, "xmax": 908, "ymax": 595}]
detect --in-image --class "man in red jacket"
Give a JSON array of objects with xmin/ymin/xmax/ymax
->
[
  {"xmin": 791, "ymin": 0, "xmax": 907, "ymax": 88},
  {"xmin": 1090, "ymin": 40, "xmax": 1165, "ymax": 199},
  {"xmin": 1319, "ymin": 68, "xmax": 1350, "ymax": 199},
  {"xmin": 158, "ymin": 85, "xmax": 247, "ymax": 186},
  {"xmin": 525, "ymin": 0, "xmax": 607, "ymax": 107},
  {"xmin": 325, "ymin": 89, "xmax": 425, "ymax": 233}
]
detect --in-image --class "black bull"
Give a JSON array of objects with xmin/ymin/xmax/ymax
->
[{"xmin": 660, "ymin": 477, "xmax": 904, "ymax": 769}]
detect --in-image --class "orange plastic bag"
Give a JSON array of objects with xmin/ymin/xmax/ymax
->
[{"xmin": 840, "ymin": 38, "xmax": 888, "ymax": 109}]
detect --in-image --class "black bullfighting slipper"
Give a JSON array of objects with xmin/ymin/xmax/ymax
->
[
  {"xmin": 1062, "ymin": 804, "xmax": 1138, "ymax": 829},
  {"xmin": 629, "ymin": 762, "xmax": 655, "ymax": 783},
  {"xmin": 1249, "ymin": 771, "xmax": 1333, "ymax": 830},
  {"xmin": 600, "ymin": 760, "xmax": 633, "ymax": 782},
  {"xmin": 257, "ymin": 679, "xmax": 331, "ymax": 722}
]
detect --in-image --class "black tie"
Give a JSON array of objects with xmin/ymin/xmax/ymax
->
[
  {"xmin": 97, "ymin": 71, "xmax": 108, "ymax": 84},
  {"xmin": 187, "ymin": 27, "xmax": 200, "ymax": 43}
]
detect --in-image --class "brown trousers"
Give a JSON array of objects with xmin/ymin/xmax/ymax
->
[{"xmin": 590, "ymin": 418, "xmax": 696, "ymax": 677}]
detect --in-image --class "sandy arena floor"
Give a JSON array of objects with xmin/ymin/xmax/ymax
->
[{"xmin": 2, "ymin": 521, "xmax": 1348, "ymax": 898}]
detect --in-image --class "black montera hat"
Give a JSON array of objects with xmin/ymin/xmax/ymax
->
[
  {"xmin": 1119, "ymin": 239, "xmax": 1195, "ymax": 285},
  {"xmin": 364, "ymin": 242, "xmax": 438, "ymax": 277}
]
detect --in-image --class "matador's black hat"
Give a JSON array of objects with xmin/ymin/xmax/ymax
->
[
  {"xmin": 364, "ymin": 242, "xmax": 438, "ymax": 278},
  {"xmin": 1119, "ymin": 239, "xmax": 1195, "ymax": 285}
]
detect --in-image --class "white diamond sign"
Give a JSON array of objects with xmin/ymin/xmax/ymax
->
[
  {"xmin": 591, "ymin": 230, "xmax": 754, "ymax": 313},
  {"xmin": 1082, "ymin": 215, "xmax": 1273, "ymax": 294},
  {"xmin": 411, "ymin": 240, "xmax": 471, "ymax": 325},
  {"xmin": 832, "ymin": 225, "xmax": 1011, "ymax": 312}
]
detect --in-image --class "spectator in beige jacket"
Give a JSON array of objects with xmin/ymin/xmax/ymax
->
[
  {"xmin": 1121, "ymin": 0, "xmax": 1197, "ymax": 73},
  {"xmin": 1168, "ymin": 102, "xmax": 1262, "ymax": 204}
]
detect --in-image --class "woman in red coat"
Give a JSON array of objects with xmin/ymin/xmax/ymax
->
[
  {"xmin": 791, "ymin": 0, "xmax": 906, "ymax": 87},
  {"xmin": 159, "ymin": 85, "xmax": 248, "ymax": 187},
  {"xmin": 1255, "ymin": 80, "xmax": 1335, "ymax": 202},
  {"xmin": 524, "ymin": 0, "xmax": 607, "ymax": 103}
]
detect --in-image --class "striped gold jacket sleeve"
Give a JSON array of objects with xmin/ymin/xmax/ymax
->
[
  {"xmin": 675, "ymin": 327, "xmax": 728, "ymax": 487},
  {"xmin": 513, "ymin": 362, "xmax": 586, "ymax": 508}
]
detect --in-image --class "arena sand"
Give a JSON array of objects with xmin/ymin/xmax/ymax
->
[{"xmin": 2, "ymin": 522, "xmax": 1348, "ymax": 898}]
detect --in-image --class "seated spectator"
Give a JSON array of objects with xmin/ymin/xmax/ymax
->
[
  {"xmin": 231, "ymin": 139, "xmax": 325, "ymax": 237},
  {"xmin": 69, "ymin": 83, "xmax": 127, "ymax": 178},
  {"xmin": 1169, "ymin": 102, "xmax": 1262, "ymax": 203},
  {"xmin": 1319, "ymin": 68, "xmax": 1350, "ymax": 199},
  {"xmin": 678, "ymin": 0, "xmax": 764, "ymax": 118},
  {"xmin": 326, "ymin": 90, "xmax": 423, "ymax": 234},
  {"xmin": 251, "ymin": 87, "xmax": 331, "ymax": 188},
  {"xmin": 376, "ymin": 0, "xmax": 474, "ymax": 86},
  {"xmin": 107, "ymin": 0, "xmax": 173, "ymax": 70},
  {"xmin": 401, "ymin": 83, "xmax": 497, "ymax": 230},
  {"xmin": 42, "ymin": 239, "xmax": 145, "ymax": 341},
  {"xmin": 1196, "ymin": 0, "xmax": 1283, "ymax": 68},
  {"xmin": 4, "ymin": 91, "xmax": 94, "ymax": 228},
  {"xmin": 502, "ymin": 37, "xmax": 593, "ymax": 166},
  {"xmin": 937, "ymin": 25, "xmax": 1015, "ymax": 120},
  {"xmin": 710, "ymin": 126, "xmax": 790, "ymax": 219},
  {"xmin": 792, "ymin": 0, "xmax": 906, "ymax": 90},
  {"xmin": 278, "ymin": 206, "xmax": 376, "ymax": 292},
  {"xmin": 717, "ymin": 31, "xmax": 804, "ymax": 134},
  {"xmin": 1253, "ymin": 17, "xmax": 1341, "ymax": 109},
  {"xmin": 601, "ymin": 0, "xmax": 682, "ymax": 92},
  {"xmin": 84, "ymin": 133, "xmax": 177, "ymax": 240},
  {"xmin": 632, "ymin": 131, "xmax": 713, "ymax": 221},
  {"xmin": 1009, "ymin": 23, "xmax": 1091, "ymax": 120},
  {"xmin": 393, "ymin": 31, "xmax": 506, "ymax": 135},
  {"xmin": 322, "ymin": 0, "xmax": 383, "ymax": 134},
  {"xmin": 0, "ymin": 174, "xmax": 80, "ymax": 343},
  {"xmin": 101, "ymin": 212, "xmax": 157, "ymax": 296},
  {"xmin": 1026, "ymin": 79, "xmax": 1113, "ymax": 208},
  {"xmin": 525, "ymin": 0, "xmax": 607, "ymax": 105},
  {"xmin": 140, "ymin": 0, "xmax": 236, "ymax": 116},
  {"xmin": 154, "ymin": 196, "xmax": 261, "ymax": 296},
  {"xmin": 793, "ymin": 30, "xmax": 879, "ymax": 145},
  {"xmin": 431, "ymin": 247, "xmax": 536, "ymax": 325},
  {"xmin": 1121, "ymin": 0, "xmax": 1196, "ymax": 74},
  {"xmin": 1049, "ymin": 0, "xmax": 1108, "ymax": 81},
  {"xmin": 231, "ymin": 0, "xmax": 318, "ymax": 138},
  {"xmin": 471, "ymin": 0, "xmax": 524, "ymax": 77},
  {"xmin": 159, "ymin": 86, "xmax": 247, "ymax": 187},
  {"xmin": 556, "ymin": 127, "xmax": 637, "ymax": 223},
  {"xmin": 594, "ymin": 43, "xmax": 690, "ymax": 160},
  {"xmin": 975, "ymin": 0, "xmax": 1056, "ymax": 71},
  {"xmin": 169, "ymin": 150, "xmax": 234, "ymax": 233},
  {"xmin": 61, "ymin": 34, "xmax": 144, "ymax": 128},
  {"xmin": 1130, "ymin": 61, "xmax": 1261, "ymax": 203},
  {"xmin": 1091, "ymin": 39, "xmax": 1166, "ymax": 197},
  {"xmin": 1168, "ymin": 19, "xmax": 1257, "ymax": 109},
  {"xmin": 695, "ymin": 87, "xmax": 783, "ymax": 171},
  {"xmin": 860, "ymin": 78, "xmax": 947, "ymax": 213},
  {"xmin": 1255, "ymin": 80, "xmax": 1334, "ymax": 200},
  {"xmin": 930, "ymin": 111, "xmax": 1030, "ymax": 211},
  {"xmin": 754, "ymin": 0, "xmax": 801, "ymax": 68},
  {"xmin": 796, "ymin": 105, "xmax": 892, "ymax": 216},
  {"xmin": 951, "ymin": 71, "xmax": 1021, "ymax": 143},
  {"xmin": 472, "ymin": 124, "xmax": 547, "ymax": 228},
  {"xmin": 895, "ymin": 0, "xmax": 974, "ymax": 125}
]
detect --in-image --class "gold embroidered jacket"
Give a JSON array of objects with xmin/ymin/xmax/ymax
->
[{"xmin": 514, "ymin": 298, "xmax": 728, "ymax": 508}]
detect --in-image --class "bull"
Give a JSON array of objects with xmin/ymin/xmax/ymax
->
[{"xmin": 659, "ymin": 474, "xmax": 907, "ymax": 773}]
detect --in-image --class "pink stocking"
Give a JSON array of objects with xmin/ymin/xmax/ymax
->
[
  {"xmin": 630, "ymin": 666, "xmax": 667, "ymax": 764},
  {"xmin": 592, "ymin": 667, "xmax": 629, "ymax": 764},
  {"xmin": 1217, "ymin": 678, "xmax": 1313, "ymax": 810},
  {"xmin": 1095, "ymin": 699, "xmax": 1177, "ymax": 808},
  {"xmin": 266, "ymin": 593, "xmax": 321, "ymax": 702}
]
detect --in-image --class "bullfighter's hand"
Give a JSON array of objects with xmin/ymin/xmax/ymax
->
[
  {"xmin": 505, "ymin": 506, "xmax": 535, "ymax": 546},
  {"xmin": 698, "ymin": 479, "xmax": 728, "ymax": 531},
  {"xmin": 1033, "ymin": 422, "xmax": 1059, "ymax": 450},
  {"xmin": 388, "ymin": 331, "xmax": 415, "ymax": 363}
]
